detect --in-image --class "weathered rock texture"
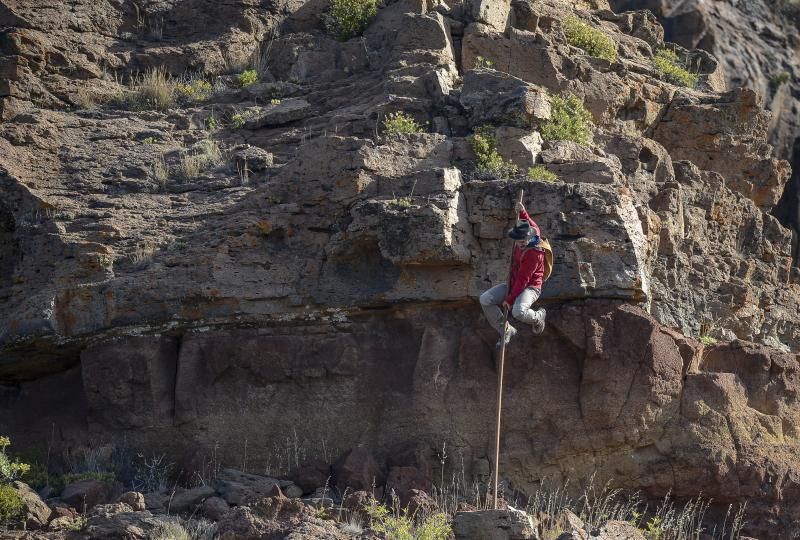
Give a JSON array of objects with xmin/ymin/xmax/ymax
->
[
  {"xmin": 609, "ymin": 0, "xmax": 800, "ymax": 264},
  {"xmin": 1, "ymin": 0, "xmax": 800, "ymax": 537}
]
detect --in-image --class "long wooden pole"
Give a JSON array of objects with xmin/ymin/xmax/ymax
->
[{"xmin": 493, "ymin": 188, "xmax": 524, "ymax": 510}]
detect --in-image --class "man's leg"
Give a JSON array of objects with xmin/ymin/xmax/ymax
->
[
  {"xmin": 480, "ymin": 284, "xmax": 509, "ymax": 335},
  {"xmin": 512, "ymin": 287, "xmax": 546, "ymax": 332}
]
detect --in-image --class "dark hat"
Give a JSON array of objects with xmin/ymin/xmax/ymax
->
[{"xmin": 509, "ymin": 221, "xmax": 533, "ymax": 240}]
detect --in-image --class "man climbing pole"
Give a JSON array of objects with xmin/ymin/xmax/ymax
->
[{"xmin": 479, "ymin": 199, "xmax": 548, "ymax": 349}]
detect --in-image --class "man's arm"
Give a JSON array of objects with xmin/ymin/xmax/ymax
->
[{"xmin": 515, "ymin": 202, "xmax": 540, "ymax": 236}]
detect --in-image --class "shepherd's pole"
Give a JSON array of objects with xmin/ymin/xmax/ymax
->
[{"xmin": 493, "ymin": 188, "xmax": 524, "ymax": 510}]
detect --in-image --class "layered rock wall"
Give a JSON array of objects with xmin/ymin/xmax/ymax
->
[{"xmin": 2, "ymin": 0, "xmax": 800, "ymax": 535}]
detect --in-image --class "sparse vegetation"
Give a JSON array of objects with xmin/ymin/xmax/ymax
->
[
  {"xmin": 175, "ymin": 79, "xmax": 212, "ymax": 104},
  {"xmin": 527, "ymin": 165, "xmax": 557, "ymax": 182},
  {"xmin": 231, "ymin": 112, "xmax": 251, "ymax": 129},
  {"xmin": 0, "ymin": 437, "xmax": 26, "ymax": 526},
  {"xmin": 540, "ymin": 93, "xmax": 593, "ymax": 146},
  {"xmin": 699, "ymin": 335, "xmax": 718, "ymax": 346},
  {"xmin": 771, "ymin": 70, "xmax": 791, "ymax": 87},
  {"xmin": 382, "ymin": 112, "xmax": 424, "ymax": 135},
  {"xmin": 237, "ymin": 69, "xmax": 259, "ymax": 87},
  {"xmin": 469, "ymin": 126, "xmax": 519, "ymax": 178},
  {"xmin": 153, "ymin": 153, "xmax": 169, "ymax": 189},
  {"xmin": 180, "ymin": 139, "xmax": 223, "ymax": 179},
  {"xmin": 563, "ymin": 16, "xmax": 617, "ymax": 62},
  {"xmin": 75, "ymin": 86, "xmax": 99, "ymax": 109},
  {"xmin": 652, "ymin": 49, "xmax": 698, "ymax": 88},
  {"xmin": 122, "ymin": 67, "xmax": 174, "ymax": 110},
  {"xmin": 365, "ymin": 501, "xmax": 451, "ymax": 540},
  {"xmin": 474, "ymin": 55, "xmax": 494, "ymax": 69},
  {"xmin": 324, "ymin": 0, "xmax": 377, "ymax": 41}
]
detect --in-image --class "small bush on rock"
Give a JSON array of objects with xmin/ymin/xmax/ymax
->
[
  {"xmin": 237, "ymin": 70, "xmax": 259, "ymax": 87},
  {"xmin": 469, "ymin": 127, "xmax": 519, "ymax": 178},
  {"xmin": 382, "ymin": 112, "xmax": 424, "ymax": 135},
  {"xmin": 175, "ymin": 79, "xmax": 212, "ymax": 104},
  {"xmin": 0, "ymin": 437, "xmax": 29, "ymax": 483},
  {"xmin": 324, "ymin": 0, "xmax": 377, "ymax": 41},
  {"xmin": 527, "ymin": 165, "xmax": 557, "ymax": 182},
  {"xmin": 772, "ymin": 70, "xmax": 791, "ymax": 87},
  {"xmin": 540, "ymin": 94, "xmax": 593, "ymax": 146},
  {"xmin": 652, "ymin": 49, "xmax": 698, "ymax": 88},
  {"xmin": 563, "ymin": 16, "xmax": 617, "ymax": 62},
  {"xmin": 366, "ymin": 502, "xmax": 451, "ymax": 540},
  {"xmin": 0, "ymin": 484, "xmax": 22, "ymax": 526},
  {"xmin": 127, "ymin": 68, "xmax": 174, "ymax": 110}
]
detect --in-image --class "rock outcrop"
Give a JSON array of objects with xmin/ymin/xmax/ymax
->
[{"xmin": 1, "ymin": 0, "xmax": 800, "ymax": 537}]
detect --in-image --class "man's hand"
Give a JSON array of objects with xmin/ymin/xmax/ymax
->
[
  {"xmin": 502, "ymin": 301, "xmax": 511, "ymax": 312},
  {"xmin": 515, "ymin": 201, "xmax": 525, "ymax": 213}
]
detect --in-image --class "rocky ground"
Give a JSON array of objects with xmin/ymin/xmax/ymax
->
[
  {"xmin": 2, "ymin": 0, "xmax": 800, "ymax": 537},
  {"xmin": 2, "ymin": 462, "xmax": 671, "ymax": 539}
]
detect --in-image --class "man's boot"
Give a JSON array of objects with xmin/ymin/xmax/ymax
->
[
  {"xmin": 495, "ymin": 325, "xmax": 517, "ymax": 349},
  {"xmin": 531, "ymin": 308, "xmax": 547, "ymax": 335}
]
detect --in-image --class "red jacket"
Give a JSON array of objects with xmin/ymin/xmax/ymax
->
[{"xmin": 504, "ymin": 210, "xmax": 544, "ymax": 305}]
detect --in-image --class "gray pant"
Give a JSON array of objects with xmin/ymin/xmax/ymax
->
[{"xmin": 479, "ymin": 284, "xmax": 542, "ymax": 335}]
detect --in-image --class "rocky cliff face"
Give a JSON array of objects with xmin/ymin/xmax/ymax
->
[
  {"xmin": 609, "ymin": 0, "xmax": 800, "ymax": 264},
  {"xmin": 2, "ymin": 0, "xmax": 800, "ymax": 536}
]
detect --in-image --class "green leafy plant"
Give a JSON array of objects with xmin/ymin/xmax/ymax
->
[
  {"xmin": 474, "ymin": 55, "xmax": 494, "ymax": 69},
  {"xmin": 652, "ymin": 49, "xmax": 698, "ymax": 88},
  {"xmin": 0, "ymin": 484, "xmax": 22, "ymax": 526},
  {"xmin": 237, "ymin": 69, "xmax": 259, "ymax": 87},
  {"xmin": 365, "ymin": 502, "xmax": 451, "ymax": 540},
  {"xmin": 527, "ymin": 165, "xmax": 557, "ymax": 182},
  {"xmin": 771, "ymin": 70, "xmax": 791, "ymax": 87},
  {"xmin": 469, "ymin": 127, "xmax": 519, "ymax": 178},
  {"xmin": 699, "ymin": 335, "xmax": 717, "ymax": 346},
  {"xmin": 540, "ymin": 93, "xmax": 593, "ymax": 146},
  {"xmin": 645, "ymin": 516, "xmax": 662, "ymax": 539},
  {"xmin": 382, "ymin": 112, "xmax": 424, "ymax": 135},
  {"xmin": 175, "ymin": 79, "xmax": 212, "ymax": 103},
  {"xmin": 270, "ymin": 98, "xmax": 282, "ymax": 105},
  {"xmin": 324, "ymin": 0, "xmax": 377, "ymax": 41},
  {"xmin": 0, "ymin": 437, "xmax": 30, "ymax": 483},
  {"xmin": 231, "ymin": 113, "xmax": 248, "ymax": 129},
  {"xmin": 563, "ymin": 16, "xmax": 617, "ymax": 62}
]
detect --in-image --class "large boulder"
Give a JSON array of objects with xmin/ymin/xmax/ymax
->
[
  {"xmin": 333, "ymin": 447, "xmax": 384, "ymax": 492},
  {"xmin": 12, "ymin": 481, "xmax": 50, "ymax": 530},
  {"xmin": 214, "ymin": 469, "xmax": 288, "ymax": 506},
  {"xmin": 453, "ymin": 508, "xmax": 539, "ymax": 539},
  {"xmin": 61, "ymin": 478, "xmax": 121, "ymax": 513}
]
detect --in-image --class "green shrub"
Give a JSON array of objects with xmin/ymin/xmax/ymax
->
[
  {"xmin": 474, "ymin": 55, "xmax": 494, "ymax": 69},
  {"xmin": 382, "ymin": 112, "xmax": 424, "ymax": 135},
  {"xmin": 0, "ymin": 437, "xmax": 29, "ymax": 483},
  {"xmin": 469, "ymin": 127, "xmax": 519, "ymax": 178},
  {"xmin": 324, "ymin": 0, "xmax": 377, "ymax": 41},
  {"xmin": 563, "ymin": 16, "xmax": 617, "ymax": 62},
  {"xmin": 175, "ymin": 79, "xmax": 212, "ymax": 103},
  {"xmin": 772, "ymin": 70, "xmax": 791, "ymax": 87},
  {"xmin": 366, "ymin": 503, "xmax": 451, "ymax": 540},
  {"xmin": 0, "ymin": 484, "xmax": 22, "ymax": 525},
  {"xmin": 540, "ymin": 93, "xmax": 593, "ymax": 146},
  {"xmin": 527, "ymin": 165, "xmax": 557, "ymax": 182},
  {"xmin": 237, "ymin": 69, "xmax": 259, "ymax": 87},
  {"xmin": 652, "ymin": 49, "xmax": 698, "ymax": 88},
  {"xmin": 699, "ymin": 335, "xmax": 717, "ymax": 346}
]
